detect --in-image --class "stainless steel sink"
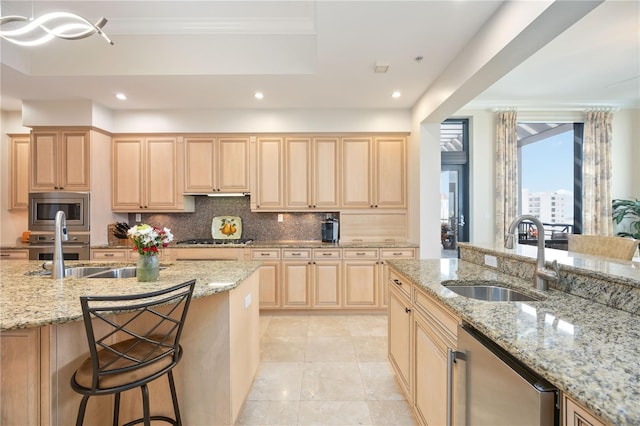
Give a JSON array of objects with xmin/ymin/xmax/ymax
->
[
  {"xmin": 63, "ymin": 266, "xmax": 113, "ymax": 278},
  {"xmin": 442, "ymin": 280, "xmax": 539, "ymax": 302},
  {"xmin": 87, "ymin": 267, "xmax": 137, "ymax": 279}
]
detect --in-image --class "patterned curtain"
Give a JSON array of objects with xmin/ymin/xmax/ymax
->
[
  {"xmin": 583, "ymin": 110, "xmax": 614, "ymax": 235},
  {"xmin": 495, "ymin": 110, "xmax": 519, "ymax": 243}
]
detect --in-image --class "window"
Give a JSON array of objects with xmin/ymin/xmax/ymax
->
[{"xmin": 518, "ymin": 122, "xmax": 583, "ymax": 237}]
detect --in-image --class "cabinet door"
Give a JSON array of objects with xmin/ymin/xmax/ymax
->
[
  {"xmin": 9, "ymin": 135, "xmax": 30, "ymax": 210},
  {"xmin": 30, "ymin": 131, "xmax": 58, "ymax": 191},
  {"xmin": 313, "ymin": 137, "xmax": 340, "ymax": 209},
  {"xmin": 313, "ymin": 260, "xmax": 341, "ymax": 308},
  {"xmin": 0, "ymin": 328, "xmax": 41, "ymax": 425},
  {"xmin": 184, "ymin": 137, "xmax": 215, "ymax": 192},
  {"xmin": 255, "ymin": 137, "xmax": 284, "ymax": 209},
  {"xmin": 145, "ymin": 137, "xmax": 178, "ymax": 209},
  {"xmin": 388, "ymin": 288, "xmax": 411, "ymax": 398},
  {"xmin": 341, "ymin": 137, "xmax": 372, "ymax": 208},
  {"xmin": 564, "ymin": 396, "xmax": 606, "ymax": 426},
  {"xmin": 258, "ymin": 262, "xmax": 281, "ymax": 309},
  {"xmin": 374, "ymin": 136, "xmax": 406, "ymax": 208},
  {"xmin": 282, "ymin": 261, "xmax": 311, "ymax": 308},
  {"xmin": 413, "ymin": 312, "xmax": 449, "ymax": 426},
  {"xmin": 218, "ymin": 137, "xmax": 250, "ymax": 192},
  {"xmin": 285, "ymin": 137, "xmax": 312, "ymax": 209},
  {"xmin": 59, "ymin": 130, "xmax": 90, "ymax": 191},
  {"xmin": 112, "ymin": 138, "xmax": 145, "ymax": 210},
  {"xmin": 343, "ymin": 260, "xmax": 378, "ymax": 307}
]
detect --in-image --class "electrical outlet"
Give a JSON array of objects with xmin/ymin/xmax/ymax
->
[
  {"xmin": 244, "ymin": 293, "xmax": 252, "ymax": 309},
  {"xmin": 277, "ymin": 214, "xmax": 283, "ymax": 222},
  {"xmin": 484, "ymin": 255, "xmax": 498, "ymax": 268},
  {"xmin": 135, "ymin": 213, "xmax": 141, "ymax": 222}
]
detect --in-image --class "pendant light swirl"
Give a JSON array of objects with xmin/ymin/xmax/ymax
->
[{"xmin": 0, "ymin": 12, "xmax": 113, "ymax": 46}]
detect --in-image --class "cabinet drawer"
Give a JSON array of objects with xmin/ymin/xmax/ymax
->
[
  {"xmin": 380, "ymin": 248, "xmax": 415, "ymax": 259},
  {"xmin": 91, "ymin": 250, "xmax": 127, "ymax": 260},
  {"xmin": 414, "ymin": 287, "xmax": 459, "ymax": 342},
  {"xmin": 0, "ymin": 250, "xmax": 29, "ymax": 260},
  {"xmin": 343, "ymin": 248, "xmax": 379, "ymax": 259},
  {"xmin": 388, "ymin": 270, "xmax": 412, "ymax": 300},
  {"xmin": 251, "ymin": 249, "xmax": 281, "ymax": 260},
  {"xmin": 282, "ymin": 249, "xmax": 311, "ymax": 260},
  {"xmin": 313, "ymin": 249, "xmax": 341, "ymax": 259},
  {"xmin": 564, "ymin": 395, "xmax": 606, "ymax": 426}
]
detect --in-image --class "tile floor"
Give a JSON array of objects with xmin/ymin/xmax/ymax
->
[{"xmin": 237, "ymin": 314, "xmax": 417, "ymax": 426}]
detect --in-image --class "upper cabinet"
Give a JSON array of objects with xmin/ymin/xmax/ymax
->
[
  {"xmin": 284, "ymin": 137, "xmax": 340, "ymax": 210},
  {"xmin": 112, "ymin": 136, "xmax": 194, "ymax": 212},
  {"xmin": 184, "ymin": 136, "xmax": 250, "ymax": 193},
  {"xmin": 30, "ymin": 128, "xmax": 90, "ymax": 192},
  {"xmin": 341, "ymin": 136, "xmax": 406, "ymax": 209},
  {"xmin": 8, "ymin": 134, "xmax": 30, "ymax": 210},
  {"xmin": 253, "ymin": 137, "xmax": 285, "ymax": 210}
]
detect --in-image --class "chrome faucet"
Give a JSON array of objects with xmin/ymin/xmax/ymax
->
[
  {"xmin": 504, "ymin": 215, "xmax": 559, "ymax": 290},
  {"xmin": 52, "ymin": 210, "xmax": 68, "ymax": 279}
]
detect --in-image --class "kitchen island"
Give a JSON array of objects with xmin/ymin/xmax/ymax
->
[
  {"xmin": 0, "ymin": 259, "xmax": 262, "ymax": 426},
  {"xmin": 387, "ymin": 244, "xmax": 640, "ymax": 426}
]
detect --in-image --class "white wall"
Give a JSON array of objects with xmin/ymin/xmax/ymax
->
[
  {"xmin": 0, "ymin": 111, "xmax": 31, "ymax": 245},
  {"xmin": 611, "ymin": 108, "xmax": 640, "ymax": 200}
]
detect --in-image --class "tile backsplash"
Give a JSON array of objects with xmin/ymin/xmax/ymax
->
[{"xmin": 130, "ymin": 196, "xmax": 334, "ymax": 242}]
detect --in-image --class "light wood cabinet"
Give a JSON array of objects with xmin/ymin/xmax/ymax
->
[
  {"xmin": 282, "ymin": 249, "xmax": 312, "ymax": 308},
  {"xmin": 0, "ymin": 328, "xmax": 41, "ymax": 425},
  {"xmin": 284, "ymin": 137, "xmax": 340, "ymax": 210},
  {"xmin": 388, "ymin": 274, "xmax": 412, "ymax": 399},
  {"xmin": 379, "ymin": 248, "xmax": 417, "ymax": 308},
  {"xmin": 30, "ymin": 128, "xmax": 90, "ymax": 191},
  {"xmin": 184, "ymin": 136, "xmax": 249, "ymax": 193},
  {"xmin": 564, "ymin": 395, "xmax": 607, "ymax": 426},
  {"xmin": 343, "ymin": 248, "xmax": 379, "ymax": 307},
  {"xmin": 8, "ymin": 134, "xmax": 30, "ymax": 210},
  {"xmin": 341, "ymin": 136, "xmax": 406, "ymax": 209},
  {"xmin": 252, "ymin": 249, "xmax": 282, "ymax": 309},
  {"xmin": 0, "ymin": 249, "xmax": 29, "ymax": 260},
  {"xmin": 312, "ymin": 249, "xmax": 341, "ymax": 308},
  {"xmin": 112, "ymin": 136, "xmax": 193, "ymax": 212},
  {"xmin": 254, "ymin": 137, "xmax": 284, "ymax": 210}
]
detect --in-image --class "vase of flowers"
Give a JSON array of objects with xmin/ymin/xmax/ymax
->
[{"xmin": 127, "ymin": 224, "xmax": 173, "ymax": 282}]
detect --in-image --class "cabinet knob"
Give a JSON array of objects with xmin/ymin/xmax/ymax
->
[
  {"xmin": 393, "ymin": 279, "xmax": 402, "ymax": 286},
  {"xmin": 104, "ymin": 253, "xmax": 114, "ymax": 257},
  {"xmin": 405, "ymin": 307, "xmax": 411, "ymax": 313}
]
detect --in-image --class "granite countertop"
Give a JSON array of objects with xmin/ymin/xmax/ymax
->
[
  {"xmin": 93, "ymin": 240, "xmax": 419, "ymax": 249},
  {"xmin": 387, "ymin": 257, "xmax": 640, "ymax": 426},
  {"xmin": 0, "ymin": 259, "xmax": 261, "ymax": 331}
]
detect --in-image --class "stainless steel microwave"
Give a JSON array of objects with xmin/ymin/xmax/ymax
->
[{"xmin": 28, "ymin": 192, "xmax": 90, "ymax": 232}]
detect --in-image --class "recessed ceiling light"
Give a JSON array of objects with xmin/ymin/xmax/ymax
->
[
  {"xmin": 392, "ymin": 91, "xmax": 401, "ymax": 98},
  {"xmin": 254, "ymin": 91, "xmax": 264, "ymax": 100},
  {"xmin": 115, "ymin": 93, "xmax": 127, "ymax": 100},
  {"xmin": 374, "ymin": 62, "xmax": 389, "ymax": 73}
]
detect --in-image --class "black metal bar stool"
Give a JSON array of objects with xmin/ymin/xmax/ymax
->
[{"xmin": 71, "ymin": 280, "xmax": 196, "ymax": 426}]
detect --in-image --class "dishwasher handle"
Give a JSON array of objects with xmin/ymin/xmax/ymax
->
[{"xmin": 447, "ymin": 348, "xmax": 466, "ymax": 426}]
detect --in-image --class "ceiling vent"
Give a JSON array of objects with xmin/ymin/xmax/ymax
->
[{"xmin": 374, "ymin": 62, "xmax": 389, "ymax": 73}]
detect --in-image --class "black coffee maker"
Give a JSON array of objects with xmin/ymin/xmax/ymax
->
[{"xmin": 321, "ymin": 217, "xmax": 339, "ymax": 243}]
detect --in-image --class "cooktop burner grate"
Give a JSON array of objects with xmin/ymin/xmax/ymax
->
[{"xmin": 176, "ymin": 238, "xmax": 253, "ymax": 245}]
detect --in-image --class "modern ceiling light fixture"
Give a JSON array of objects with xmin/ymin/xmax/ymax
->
[{"xmin": 0, "ymin": 12, "xmax": 113, "ymax": 47}]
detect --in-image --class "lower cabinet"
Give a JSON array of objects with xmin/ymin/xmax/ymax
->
[
  {"xmin": 388, "ymin": 267, "xmax": 461, "ymax": 426},
  {"xmin": 564, "ymin": 395, "xmax": 607, "ymax": 426},
  {"xmin": 0, "ymin": 328, "xmax": 42, "ymax": 425},
  {"xmin": 0, "ymin": 249, "xmax": 29, "ymax": 260},
  {"xmin": 388, "ymin": 280, "xmax": 412, "ymax": 399},
  {"xmin": 254, "ymin": 246, "xmax": 415, "ymax": 311}
]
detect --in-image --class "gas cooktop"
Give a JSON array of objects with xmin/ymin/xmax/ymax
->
[{"xmin": 176, "ymin": 238, "xmax": 253, "ymax": 245}]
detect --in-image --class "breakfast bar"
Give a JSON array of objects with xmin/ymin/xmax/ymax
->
[{"xmin": 0, "ymin": 259, "xmax": 262, "ymax": 426}]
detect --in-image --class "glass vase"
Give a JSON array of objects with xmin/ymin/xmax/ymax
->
[{"xmin": 136, "ymin": 254, "xmax": 159, "ymax": 282}]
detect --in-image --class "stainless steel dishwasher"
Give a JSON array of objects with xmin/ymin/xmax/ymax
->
[{"xmin": 453, "ymin": 324, "xmax": 559, "ymax": 426}]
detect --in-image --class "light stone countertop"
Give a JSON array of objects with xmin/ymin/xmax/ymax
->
[
  {"xmin": 387, "ymin": 258, "xmax": 640, "ymax": 426},
  {"xmin": 92, "ymin": 240, "xmax": 419, "ymax": 249},
  {"xmin": 0, "ymin": 259, "xmax": 261, "ymax": 331}
]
